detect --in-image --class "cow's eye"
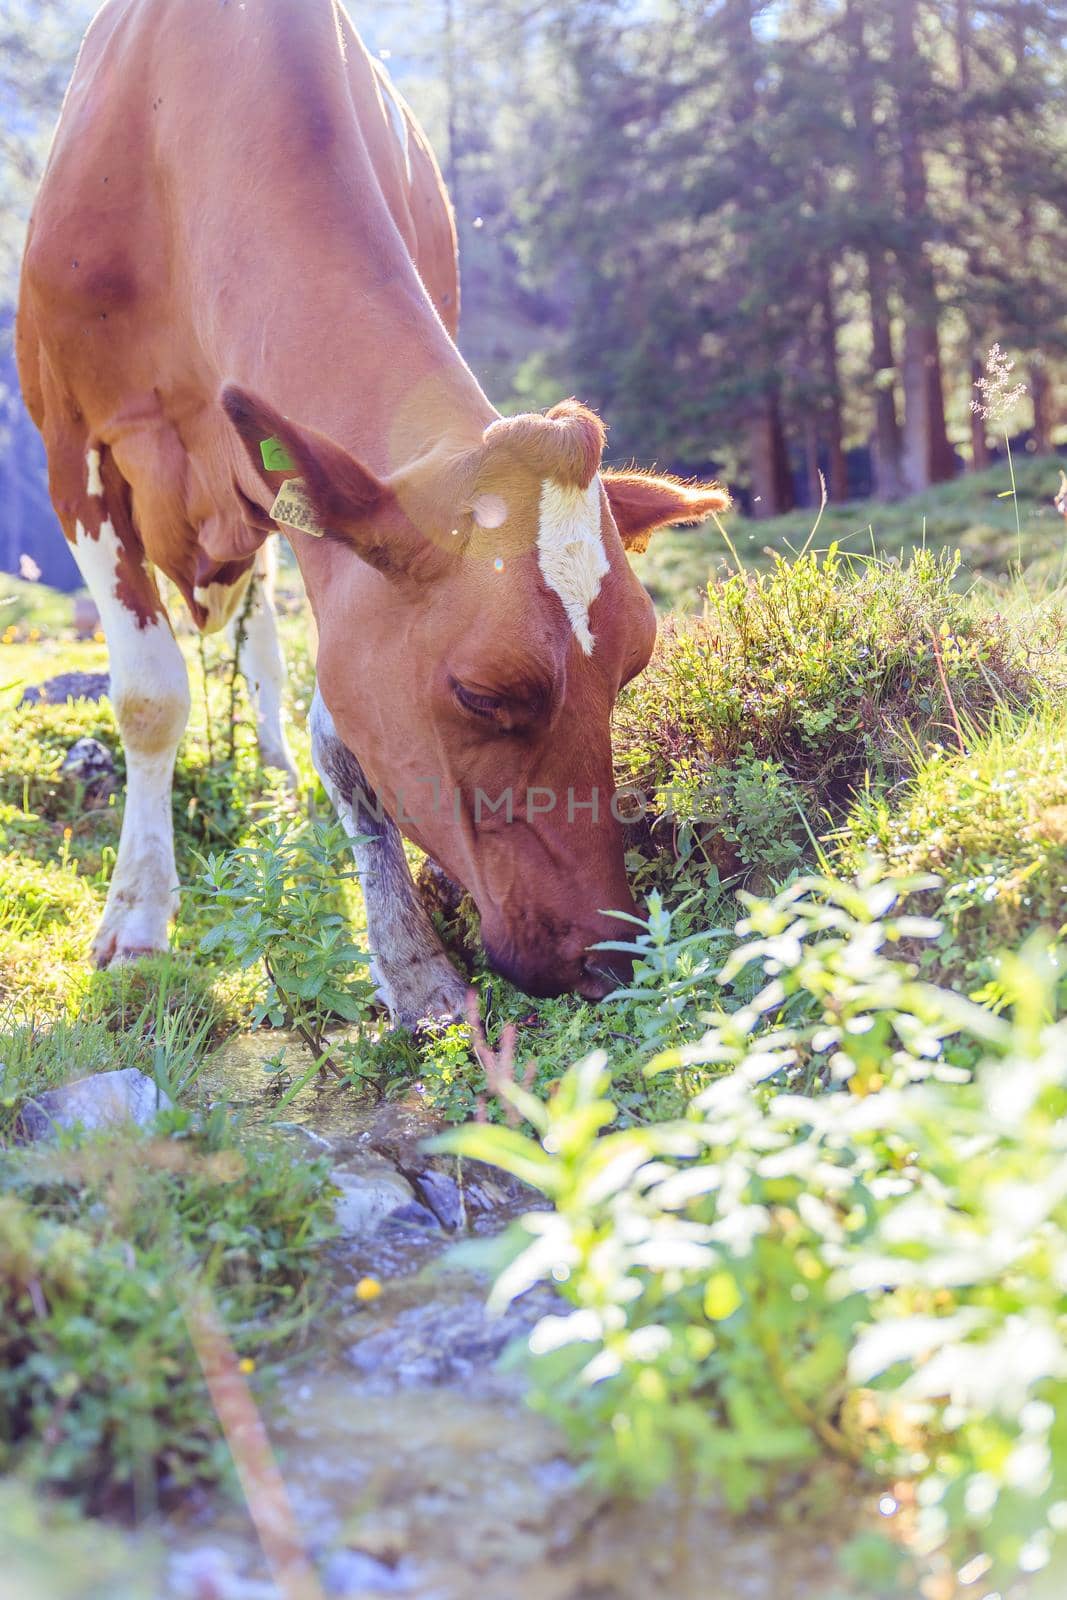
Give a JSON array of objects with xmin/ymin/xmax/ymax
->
[{"xmin": 452, "ymin": 681, "xmax": 504, "ymax": 719}]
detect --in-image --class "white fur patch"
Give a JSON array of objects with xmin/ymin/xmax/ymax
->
[
  {"xmin": 536, "ymin": 479, "xmax": 609, "ymax": 655},
  {"xmin": 71, "ymin": 519, "xmax": 189, "ymax": 961},
  {"xmin": 86, "ymin": 448, "xmax": 103, "ymax": 497},
  {"xmin": 227, "ymin": 544, "xmax": 296, "ymax": 778},
  {"xmin": 194, "ymin": 574, "xmax": 252, "ymax": 634}
]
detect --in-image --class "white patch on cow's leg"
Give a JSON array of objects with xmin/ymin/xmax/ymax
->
[
  {"xmin": 86, "ymin": 448, "xmax": 104, "ymax": 497},
  {"xmin": 71, "ymin": 519, "xmax": 190, "ymax": 965},
  {"xmin": 310, "ymin": 688, "xmax": 467, "ymax": 1029},
  {"xmin": 227, "ymin": 543, "xmax": 296, "ymax": 781},
  {"xmin": 536, "ymin": 478, "xmax": 609, "ymax": 655}
]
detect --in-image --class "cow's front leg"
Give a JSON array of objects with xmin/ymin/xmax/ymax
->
[
  {"xmin": 309, "ymin": 688, "xmax": 468, "ymax": 1030},
  {"xmin": 226, "ymin": 542, "xmax": 297, "ymax": 782},
  {"xmin": 71, "ymin": 518, "xmax": 190, "ymax": 965}
]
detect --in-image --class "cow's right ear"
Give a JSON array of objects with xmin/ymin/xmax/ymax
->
[{"xmin": 221, "ymin": 384, "xmax": 429, "ymax": 579}]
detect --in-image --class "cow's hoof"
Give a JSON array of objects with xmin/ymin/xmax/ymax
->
[
  {"xmin": 384, "ymin": 959, "xmax": 471, "ymax": 1033},
  {"xmin": 93, "ymin": 917, "xmax": 170, "ymax": 969}
]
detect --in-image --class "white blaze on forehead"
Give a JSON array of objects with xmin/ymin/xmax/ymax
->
[
  {"xmin": 86, "ymin": 448, "xmax": 104, "ymax": 497},
  {"xmin": 536, "ymin": 479, "xmax": 609, "ymax": 656}
]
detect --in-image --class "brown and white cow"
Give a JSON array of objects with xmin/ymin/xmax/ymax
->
[{"xmin": 17, "ymin": 0, "xmax": 729, "ymax": 1025}]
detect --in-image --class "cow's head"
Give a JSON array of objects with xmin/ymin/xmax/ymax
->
[{"xmin": 223, "ymin": 386, "xmax": 729, "ymax": 999}]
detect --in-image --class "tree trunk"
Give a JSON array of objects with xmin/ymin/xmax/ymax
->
[
  {"xmin": 747, "ymin": 387, "xmax": 795, "ymax": 519},
  {"xmin": 956, "ymin": 0, "xmax": 991, "ymax": 471},
  {"xmin": 1031, "ymin": 361, "xmax": 1052, "ymax": 454},
  {"xmin": 1011, "ymin": 6, "xmax": 1051, "ymax": 457},
  {"xmin": 803, "ymin": 412, "xmax": 820, "ymax": 510},
  {"xmin": 893, "ymin": 0, "xmax": 956, "ymax": 493},
  {"xmin": 843, "ymin": 0, "xmax": 905, "ymax": 500},
  {"xmin": 969, "ymin": 357, "xmax": 991, "ymax": 470},
  {"xmin": 818, "ymin": 269, "xmax": 849, "ymax": 503}
]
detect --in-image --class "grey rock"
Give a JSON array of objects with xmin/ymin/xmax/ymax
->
[
  {"xmin": 345, "ymin": 1282, "xmax": 556, "ymax": 1395},
  {"xmin": 332, "ymin": 1165, "xmax": 415, "ymax": 1236},
  {"xmin": 167, "ymin": 1546, "xmax": 277, "ymax": 1600},
  {"xmin": 18, "ymin": 1067, "xmax": 173, "ymax": 1141},
  {"xmin": 320, "ymin": 1548, "xmax": 413, "ymax": 1595},
  {"xmin": 21, "ymin": 671, "xmax": 110, "ymax": 706},
  {"xmin": 59, "ymin": 735, "xmax": 116, "ymax": 790}
]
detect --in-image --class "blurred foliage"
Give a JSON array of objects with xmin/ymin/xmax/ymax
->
[{"xmin": 439, "ymin": 876, "xmax": 1067, "ymax": 1594}]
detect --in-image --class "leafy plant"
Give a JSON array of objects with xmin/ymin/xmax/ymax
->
[
  {"xmin": 195, "ymin": 813, "xmax": 375, "ymax": 1078},
  {"xmin": 437, "ymin": 875, "xmax": 1067, "ymax": 1592}
]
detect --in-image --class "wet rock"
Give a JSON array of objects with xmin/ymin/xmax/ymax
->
[
  {"xmin": 167, "ymin": 1545, "xmax": 276, "ymax": 1599},
  {"xmin": 18, "ymin": 1067, "xmax": 172, "ymax": 1141},
  {"xmin": 320, "ymin": 1547, "xmax": 413, "ymax": 1595},
  {"xmin": 344, "ymin": 1281, "xmax": 556, "ymax": 1395},
  {"xmin": 21, "ymin": 670, "xmax": 110, "ymax": 706},
  {"xmin": 407, "ymin": 1167, "xmax": 466, "ymax": 1231},
  {"xmin": 332, "ymin": 1165, "xmax": 415, "ymax": 1237},
  {"xmin": 59, "ymin": 735, "xmax": 116, "ymax": 797}
]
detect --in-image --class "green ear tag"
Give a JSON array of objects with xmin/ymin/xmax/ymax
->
[{"xmin": 260, "ymin": 437, "xmax": 296, "ymax": 472}]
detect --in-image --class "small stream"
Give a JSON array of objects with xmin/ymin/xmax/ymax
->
[{"xmin": 158, "ymin": 1033, "xmax": 868, "ymax": 1599}]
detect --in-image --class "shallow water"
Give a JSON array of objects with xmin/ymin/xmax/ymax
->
[{"xmin": 158, "ymin": 1033, "xmax": 872, "ymax": 1599}]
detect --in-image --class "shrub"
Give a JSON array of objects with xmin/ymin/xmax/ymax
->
[
  {"xmin": 0, "ymin": 1108, "xmax": 336, "ymax": 1506},
  {"xmin": 841, "ymin": 704, "xmax": 1067, "ymax": 993},
  {"xmin": 613, "ymin": 549, "xmax": 1035, "ymax": 892},
  {"xmin": 439, "ymin": 876, "xmax": 1067, "ymax": 1593},
  {"xmin": 0, "ymin": 1478, "xmax": 158, "ymax": 1598}
]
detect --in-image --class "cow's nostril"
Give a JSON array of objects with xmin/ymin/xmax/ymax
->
[{"xmin": 576, "ymin": 957, "xmax": 624, "ymax": 1002}]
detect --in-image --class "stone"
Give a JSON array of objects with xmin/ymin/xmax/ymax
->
[
  {"xmin": 18, "ymin": 1067, "xmax": 173, "ymax": 1142},
  {"xmin": 320, "ymin": 1547, "xmax": 413, "ymax": 1594},
  {"xmin": 21, "ymin": 671, "xmax": 110, "ymax": 706},
  {"xmin": 59, "ymin": 735, "xmax": 116, "ymax": 793},
  {"xmin": 331, "ymin": 1165, "xmax": 415, "ymax": 1237}
]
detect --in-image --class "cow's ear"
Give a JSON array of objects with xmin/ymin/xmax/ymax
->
[
  {"xmin": 603, "ymin": 470, "xmax": 731, "ymax": 556},
  {"xmin": 221, "ymin": 383, "xmax": 428, "ymax": 579}
]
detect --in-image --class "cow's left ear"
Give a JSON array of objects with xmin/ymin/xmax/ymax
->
[
  {"xmin": 221, "ymin": 383, "xmax": 435, "ymax": 580},
  {"xmin": 603, "ymin": 470, "xmax": 732, "ymax": 555}
]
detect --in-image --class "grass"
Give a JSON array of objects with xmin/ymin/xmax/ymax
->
[
  {"xmin": 2, "ymin": 460, "xmax": 1067, "ymax": 1578},
  {"xmin": 839, "ymin": 702, "xmax": 1067, "ymax": 994},
  {"xmin": 613, "ymin": 546, "xmax": 1044, "ymax": 896},
  {"xmin": 634, "ymin": 449, "xmax": 1067, "ymax": 609}
]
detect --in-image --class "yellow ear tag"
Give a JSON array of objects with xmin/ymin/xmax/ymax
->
[{"xmin": 270, "ymin": 479, "xmax": 326, "ymax": 538}]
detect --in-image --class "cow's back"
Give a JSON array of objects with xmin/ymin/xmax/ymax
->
[{"xmin": 18, "ymin": 0, "xmax": 461, "ymax": 606}]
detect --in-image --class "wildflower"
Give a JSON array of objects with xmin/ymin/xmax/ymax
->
[
  {"xmin": 354, "ymin": 1276, "xmax": 382, "ymax": 1302},
  {"xmin": 93, "ymin": 630, "xmax": 105, "ymax": 643},
  {"xmin": 970, "ymin": 342, "xmax": 1027, "ymax": 423},
  {"xmin": 18, "ymin": 553, "xmax": 41, "ymax": 582},
  {"xmin": 238, "ymin": 1357, "xmax": 256, "ymax": 1375}
]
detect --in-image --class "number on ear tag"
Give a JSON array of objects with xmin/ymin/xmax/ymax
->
[{"xmin": 270, "ymin": 479, "xmax": 326, "ymax": 538}]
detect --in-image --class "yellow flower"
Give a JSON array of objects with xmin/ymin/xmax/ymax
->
[
  {"xmin": 238, "ymin": 1357, "xmax": 256, "ymax": 1375},
  {"xmin": 93, "ymin": 630, "xmax": 105, "ymax": 643},
  {"xmin": 28, "ymin": 627, "xmax": 40, "ymax": 641},
  {"xmin": 63, "ymin": 827, "xmax": 72, "ymax": 841},
  {"xmin": 354, "ymin": 1276, "xmax": 382, "ymax": 1302}
]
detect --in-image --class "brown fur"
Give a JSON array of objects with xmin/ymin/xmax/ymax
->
[{"xmin": 18, "ymin": 0, "xmax": 729, "ymax": 1000}]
